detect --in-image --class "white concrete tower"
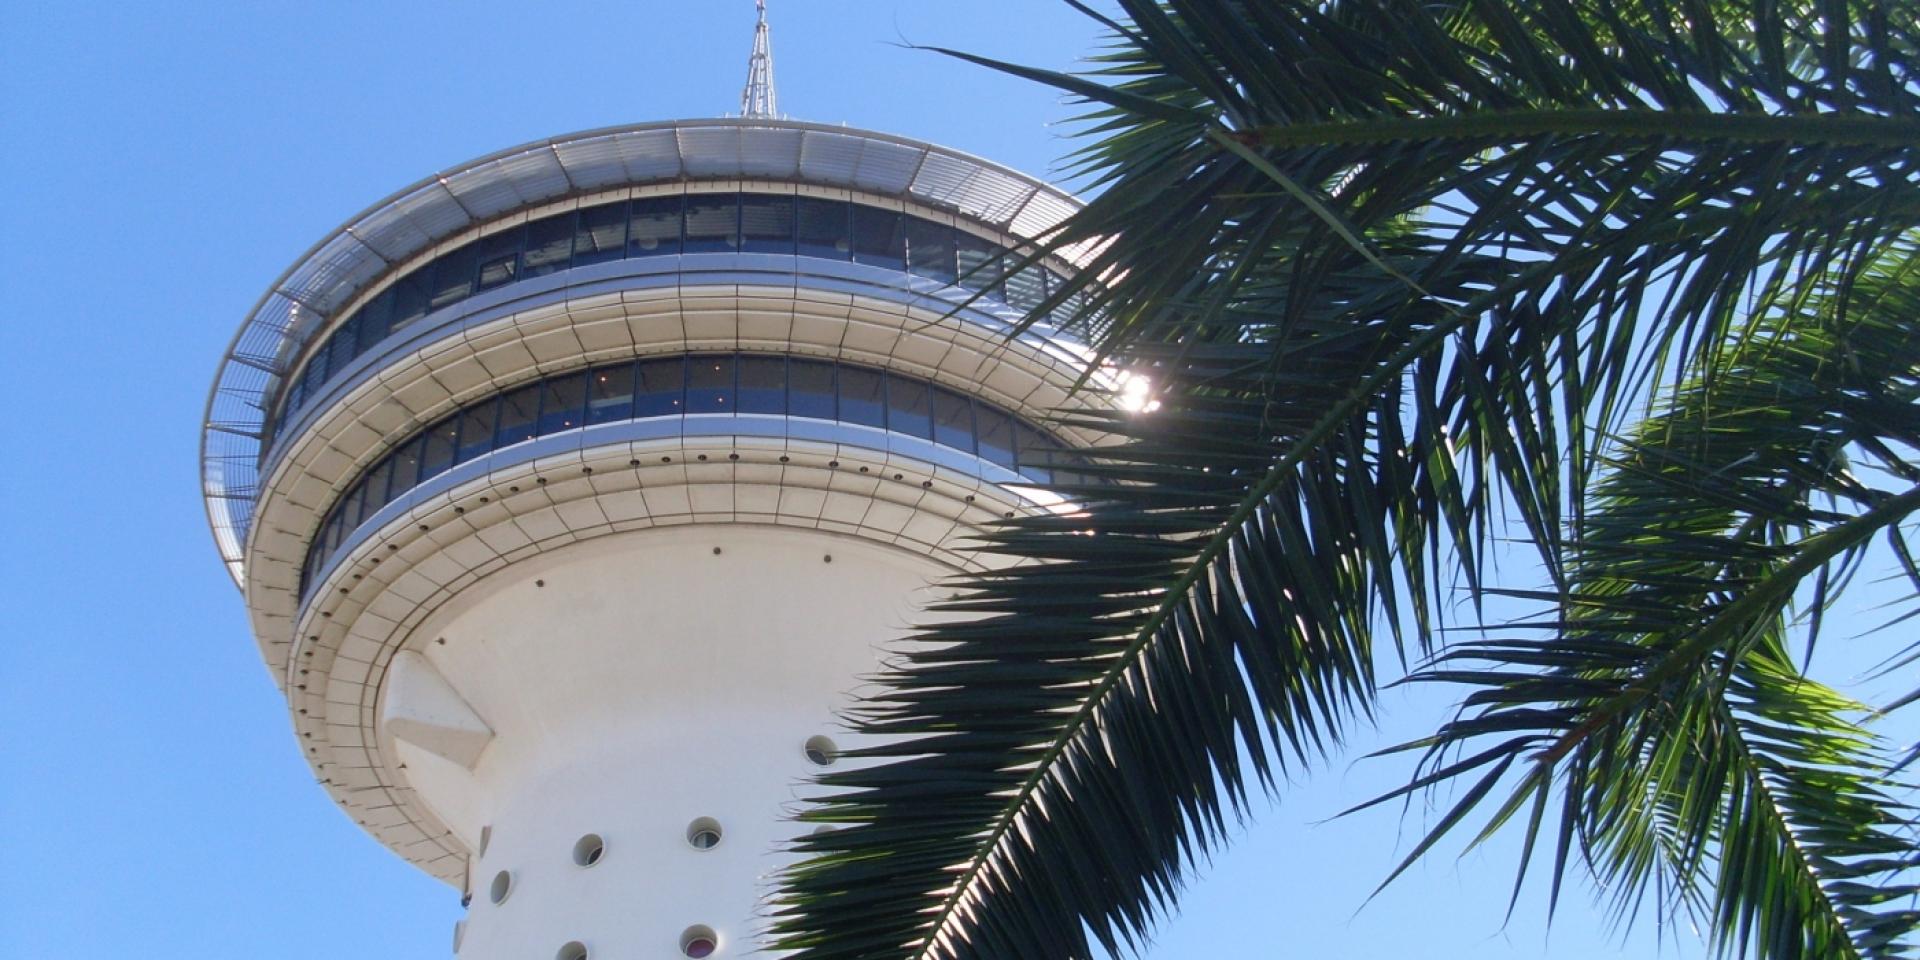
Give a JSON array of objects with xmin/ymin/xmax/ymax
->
[{"xmin": 200, "ymin": 9, "xmax": 1095, "ymax": 959}]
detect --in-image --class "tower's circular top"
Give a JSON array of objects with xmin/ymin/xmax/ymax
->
[{"xmin": 202, "ymin": 118, "xmax": 1088, "ymax": 586}]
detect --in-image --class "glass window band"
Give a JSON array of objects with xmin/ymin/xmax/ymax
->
[
  {"xmin": 273, "ymin": 191, "xmax": 1074, "ymax": 439},
  {"xmin": 297, "ymin": 354, "xmax": 1076, "ymax": 600}
]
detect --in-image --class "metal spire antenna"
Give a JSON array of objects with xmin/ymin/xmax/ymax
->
[{"xmin": 740, "ymin": 0, "xmax": 777, "ymax": 119}]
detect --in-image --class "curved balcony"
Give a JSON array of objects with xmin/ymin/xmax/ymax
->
[
  {"xmin": 272, "ymin": 190, "xmax": 1089, "ymax": 442},
  {"xmin": 297, "ymin": 353, "xmax": 1083, "ymax": 604},
  {"xmin": 204, "ymin": 119, "xmax": 1090, "ymax": 587}
]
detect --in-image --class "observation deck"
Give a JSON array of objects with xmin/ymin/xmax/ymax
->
[
  {"xmin": 205, "ymin": 118, "xmax": 1092, "ymax": 590},
  {"xmin": 202, "ymin": 116, "xmax": 1101, "ymax": 928}
]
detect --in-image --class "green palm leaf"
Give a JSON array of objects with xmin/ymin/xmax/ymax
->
[
  {"xmin": 770, "ymin": 2, "xmax": 1920, "ymax": 958},
  {"xmin": 1386, "ymin": 234, "xmax": 1920, "ymax": 958}
]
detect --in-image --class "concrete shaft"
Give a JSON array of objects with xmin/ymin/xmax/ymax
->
[
  {"xmin": 402, "ymin": 525, "xmax": 946, "ymax": 958},
  {"xmin": 205, "ymin": 118, "xmax": 1095, "ymax": 960}
]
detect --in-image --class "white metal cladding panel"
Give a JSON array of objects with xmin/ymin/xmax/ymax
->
[
  {"xmin": 237, "ymin": 295, "xmax": 301, "ymax": 362},
  {"xmin": 796, "ymin": 129, "xmax": 864, "ymax": 182},
  {"xmin": 736, "ymin": 126, "xmax": 803, "ymax": 179},
  {"xmin": 552, "ymin": 135, "xmax": 633, "ymax": 192},
  {"xmin": 613, "ymin": 128, "xmax": 684, "ymax": 180},
  {"xmin": 355, "ymin": 185, "xmax": 473, "ymax": 262},
  {"xmin": 283, "ymin": 232, "xmax": 389, "ymax": 318},
  {"xmin": 850, "ymin": 137, "xmax": 925, "ymax": 194},
  {"xmin": 911, "ymin": 154, "xmax": 1038, "ymax": 230},
  {"xmin": 204, "ymin": 119, "xmax": 1087, "ymax": 586},
  {"xmin": 267, "ymin": 299, "xmax": 330, "ymax": 369},
  {"xmin": 1010, "ymin": 188, "xmax": 1079, "ymax": 241},
  {"xmin": 444, "ymin": 149, "xmax": 572, "ymax": 220},
  {"xmin": 677, "ymin": 125, "xmax": 743, "ymax": 177}
]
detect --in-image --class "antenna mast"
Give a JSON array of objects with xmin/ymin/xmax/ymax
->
[{"xmin": 740, "ymin": 0, "xmax": 777, "ymax": 119}]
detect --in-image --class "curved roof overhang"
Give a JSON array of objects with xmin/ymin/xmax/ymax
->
[{"xmin": 204, "ymin": 118, "xmax": 1089, "ymax": 586}]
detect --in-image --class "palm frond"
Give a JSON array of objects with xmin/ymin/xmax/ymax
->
[
  {"xmin": 770, "ymin": 3, "xmax": 1920, "ymax": 958},
  {"xmin": 1388, "ymin": 233, "xmax": 1920, "ymax": 959}
]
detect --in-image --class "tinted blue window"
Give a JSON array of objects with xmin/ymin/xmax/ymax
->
[
  {"xmin": 737, "ymin": 356, "xmax": 786, "ymax": 414},
  {"xmin": 293, "ymin": 363, "xmax": 322, "ymax": 413},
  {"xmin": 476, "ymin": 226, "xmax": 523, "ymax": 291},
  {"xmin": 635, "ymin": 357, "xmax": 685, "ymax": 416},
  {"xmin": 389, "ymin": 435, "xmax": 426, "ymax": 495},
  {"xmin": 886, "ymin": 374, "xmax": 933, "ymax": 439},
  {"xmin": 905, "ymin": 218, "xmax": 957, "ymax": 283},
  {"xmin": 321, "ymin": 510, "xmax": 345, "ymax": 555},
  {"xmin": 283, "ymin": 374, "xmax": 307, "ymax": 416},
  {"xmin": 1014, "ymin": 423, "xmax": 1055, "ymax": 484},
  {"xmin": 357, "ymin": 288, "xmax": 395, "ymax": 345},
  {"xmin": 1004, "ymin": 263, "xmax": 1049, "ymax": 315},
  {"xmin": 495, "ymin": 383, "xmax": 540, "ymax": 447},
  {"xmin": 429, "ymin": 242, "xmax": 478, "ymax": 310},
  {"xmin": 740, "ymin": 195, "xmax": 795, "ymax": 254},
  {"xmin": 851, "ymin": 207, "xmax": 906, "ymax": 271},
  {"xmin": 538, "ymin": 371, "xmax": 587, "ymax": 435},
  {"xmin": 683, "ymin": 195, "xmax": 739, "ymax": 253},
  {"xmin": 1052, "ymin": 286, "xmax": 1088, "ymax": 327},
  {"xmin": 795, "ymin": 198, "xmax": 851, "ymax": 260},
  {"xmin": 337, "ymin": 484, "xmax": 367, "ymax": 536},
  {"xmin": 576, "ymin": 201, "xmax": 626, "ymax": 265},
  {"xmin": 687, "ymin": 355, "xmax": 735, "ymax": 413},
  {"xmin": 304, "ymin": 339, "xmax": 332, "ymax": 388},
  {"xmin": 629, "ymin": 196, "xmax": 681, "ymax": 256},
  {"xmin": 788, "ymin": 359, "xmax": 836, "ymax": 419},
  {"xmin": 359, "ymin": 457, "xmax": 396, "ymax": 520},
  {"xmin": 524, "ymin": 211, "xmax": 575, "ymax": 277},
  {"xmin": 933, "ymin": 389, "xmax": 975, "ymax": 454},
  {"xmin": 586, "ymin": 364, "xmax": 635, "ymax": 425},
  {"xmin": 326, "ymin": 321, "xmax": 360, "ymax": 380},
  {"xmin": 455, "ymin": 399, "xmax": 498, "ymax": 463},
  {"xmin": 976, "ymin": 404, "xmax": 1016, "ymax": 468},
  {"xmin": 420, "ymin": 415, "xmax": 458, "ymax": 481},
  {"xmin": 837, "ymin": 365, "xmax": 886, "ymax": 428},
  {"xmin": 390, "ymin": 271, "xmax": 432, "ymax": 331},
  {"xmin": 956, "ymin": 233, "xmax": 1003, "ymax": 295}
]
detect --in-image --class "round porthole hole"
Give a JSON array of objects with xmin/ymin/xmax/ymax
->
[
  {"xmin": 804, "ymin": 735, "xmax": 839, "ymax": 767},
  {"xmin": 572, "ymin": 833, "xmax": 605, "ymax": 867},
  {"xmin": 686, "ymin": 817, "xmax": 723, "ymax": 850},
  {"xmin": 680, "ymin": 926, "xmax": 719, "ymax": 958},
  {"xmin": 557, "ymin": 941, "xmax": 588, "ymax": 960},
  {"xmin": 488, "ymin": 870, "xmax": 512, "ymax": 904}
]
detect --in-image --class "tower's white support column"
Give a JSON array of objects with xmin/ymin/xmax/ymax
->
[{"xmin": 386, "ymin": 525, "xmax": 948, "ymax": 960}]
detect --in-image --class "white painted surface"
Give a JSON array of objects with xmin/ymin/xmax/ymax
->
[
  {"xmin": 385, "ymin": 651, "xmax": 493, "ymax": 768},
  {"xmin": 384, "ymin": 524, "xmax": 949, "ymax": 958}
]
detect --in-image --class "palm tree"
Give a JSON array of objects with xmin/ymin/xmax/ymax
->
[{"xmin": 770, "ymin": 2, "xmax": 1920, "ymax": 958}]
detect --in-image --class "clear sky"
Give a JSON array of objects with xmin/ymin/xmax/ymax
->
[{"xmin": 4, "ymin": 3, "xmax": 1902, "ymax": 958}]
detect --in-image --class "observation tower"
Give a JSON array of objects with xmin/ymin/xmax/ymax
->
[{"xmin": 201, "ymin": 5, "xmax": 1097, "ymax": 959}]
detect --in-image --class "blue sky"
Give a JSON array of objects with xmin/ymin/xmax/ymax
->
[{"xmin": 4, "ymin": 3, "xmax": 1902, "ymax": 958}]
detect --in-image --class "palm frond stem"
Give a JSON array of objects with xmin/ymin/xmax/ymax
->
[
  {"xmin": 1537, "ymin": 480, "xmax": 1920, "ymax": 767},
  {"xmin": 1237, "ymin": 110, "xmax": 1920, "ymax": 150}
]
